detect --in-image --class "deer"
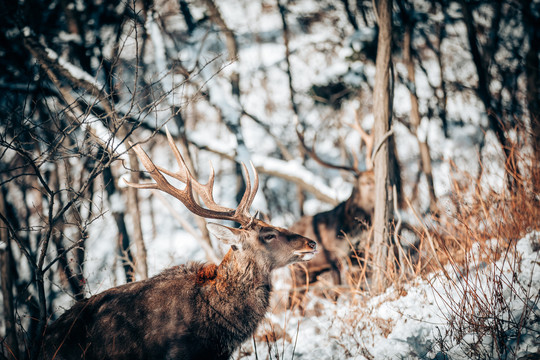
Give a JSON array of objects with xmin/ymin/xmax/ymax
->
[
  {"xmin": 40, "ymin": 129, "xmax": 317, "ymax": 360},
  {"xmin": 289, "ymin": 119, "xmax": 375, "ymax": 306}
]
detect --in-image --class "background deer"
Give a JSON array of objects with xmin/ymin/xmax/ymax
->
[
  {"xmin": 289, "ymin": 120, "xmax": 375, "ymax": 305},
  {"xmin": 40, "ymin": 130, "xmax": 317, "ymax": 360}
]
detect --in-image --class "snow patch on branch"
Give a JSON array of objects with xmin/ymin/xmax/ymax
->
[
  {"xmin": 252, "ymin": 155, "xmax": 341, "ymax": 205},
  {"xmin": 44, "ymin": 47, "xmax": 104, "ymax": 89}
]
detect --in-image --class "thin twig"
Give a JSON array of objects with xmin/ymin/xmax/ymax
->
[{"xmin": 371, "ymin": 127, "xmax": 394, "ymax": 162}]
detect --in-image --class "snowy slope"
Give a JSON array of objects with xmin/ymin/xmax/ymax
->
[{"xmin": 242, "ymin": 232, "xmax": 540, "ymax": 359}]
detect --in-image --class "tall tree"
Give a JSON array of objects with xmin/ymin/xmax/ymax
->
[
  {"xmin": 522, "ymin": 0, "xmax": 540, "ymax": 168},
  {"xmin": 399, "ymin": 0, "xmax": 437, "ymax": 211},
  {"xmin": 371, "ymin": 0, "xmax": 393, "ymax": 292},
  {"xmin": 460, "ymin": 0, "xmax": 520, "ymax": 188},
  {"xmin": 0, "ymin": 190, "xmax": 19, "ymax": 360}
]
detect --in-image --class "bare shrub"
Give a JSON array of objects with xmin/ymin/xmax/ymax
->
[{"xmin": 427, "ymin": 144, "xmax": 540, "ymax": 359}]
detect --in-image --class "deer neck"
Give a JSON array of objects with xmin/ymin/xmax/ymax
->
[
  {"xmin": 217, "ymin": 249, "xmax": 272, "ymax": 291},
  {"xmin": 345, "ymin": 188, "xmax": 373, "ymax": 217},
  {"xmin": 190, "ymin": 249, "xmax": 272, "ymax": 351}
]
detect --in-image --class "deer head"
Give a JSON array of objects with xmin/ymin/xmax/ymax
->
[
  {"xmin": 348, "ymin": 169, "xmax": 375, "ymax": 214},
  {"xmin": 207, "ymin": 220, "xmax": 317, "ymax": 271}
]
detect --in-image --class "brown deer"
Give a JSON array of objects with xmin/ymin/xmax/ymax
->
[
  {"xmin": 289, "ymin": 121, "xmax": 375, "ymax": 306},
  {"xmin": 40, "ymin": 130, "xmax": 317, "ymax": 360}
]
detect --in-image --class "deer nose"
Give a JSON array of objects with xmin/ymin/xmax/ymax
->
[{"xmin": 308, "ymin": 240, "xmax": 317, "ymax": 249}]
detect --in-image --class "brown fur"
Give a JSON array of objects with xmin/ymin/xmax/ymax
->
[{"xmin": 196, "ymin": 264, "xmax": 218, "ymax": 285}]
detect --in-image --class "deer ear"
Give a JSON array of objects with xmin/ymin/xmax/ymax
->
[{"xmin": 206, "ymin": 223, "xmax": 243, "ymax": 250}]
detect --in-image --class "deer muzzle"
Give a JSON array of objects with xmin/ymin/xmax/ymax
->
[{"xmin": 294, "ymin": 240, "xmax": 318, "ymax": 261}]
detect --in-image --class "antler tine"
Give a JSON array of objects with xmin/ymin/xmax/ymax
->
[
  {"xmin": 200, "ymin": 163, "xmax": 238, "ymax": 212},
  {"xmin": 163, "ymin": 127, "xmax": 190, "ymax": 183},
  {"xmin": 347, "ymin": 110, "xmax": 374, "ymax": 171},
  {"xmin": 250, "ymin": 161, "xmax": 260, "ymax": 201},
  {"xmin": 162, "ymin": 128, "xmax": 233, "ymax": 213},
  {"xmin": 125, "ymin": 143, "xmax": 198, "ymax": 210},
  {"xmin": 124, "ymin": 144, "xmax": 170, "ymax": 191},
  {"xmin": 235, "ymin": 162, "xmax": 259, "ymax": 225}
]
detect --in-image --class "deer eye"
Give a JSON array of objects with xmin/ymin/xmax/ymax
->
[{"xmin": 261, "ymin": 233, "xmax": 276, "ymax": 243}]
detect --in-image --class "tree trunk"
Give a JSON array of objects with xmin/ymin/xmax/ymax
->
[
  {"xmin": 179, "ymin": 0, "xmax": 196, "ymax": 34},
  {"xmin": 202, "ymin": 0, "xmax": 252, "ymax": 214},
  {"xmin": 460, "ymin": 0, "xmax": 519, "ymax": 189},
  {"xmin": 403, "ymin": 14, "xmax": 437, "ymax": 212},
  {"xmin": 435, "ymin": 14, "xmax": 449, "ymax": 138},
  {"xmin": 340, "ymin": 0, "xmax": 359, "ymax": 30},
  {"xmin": 371, "ymin": 0, "xmax": 393, "ymax": 293},
  {"xmin": 278, "ymin": 0, "xmax": 306, "ymax": 215},
  {"xmin": 202, "ymin": 0, "xmax": 240, "ymax": 97},
  {"xmin": 0, "ymin": 190, "xmax": 19, "ymax": 360},
  {"xmin": 102, "ymin": 165, "xmax": 136, "ymax": 283},
  {"xmin": 127, "ymin": 152, "xmax": 149, "ymax": 279},
  {"xmin": 522, "ymin": 0, "xmax": 540, "ymax": 169},
  {"xmin": 52, "ymin": 233, "xmax": 85, "ymax": 300}
]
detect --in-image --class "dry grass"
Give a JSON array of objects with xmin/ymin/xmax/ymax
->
[{"xmin": 421, "ymin": 149, "xmax": 540, "ymax": 359}]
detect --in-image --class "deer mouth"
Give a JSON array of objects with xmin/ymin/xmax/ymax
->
[{"xmin": 294, "ymin": 250, "xmax": 318, "ymax": 261}]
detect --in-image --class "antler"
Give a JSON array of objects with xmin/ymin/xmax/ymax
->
[
  {"xmin": 125, "ymin": 129, "xmax": 259, "ymax": 227},
  {"xmin": 345, "ymin": 109, "xmax": 374, "ymax": 170},
  {"xmin": 296, "ymin": 109, "xmax": 374, "ymax": 174},
  {"xmin": 296, "ymin": 126, "xmax": 362, "ymax": 175}
]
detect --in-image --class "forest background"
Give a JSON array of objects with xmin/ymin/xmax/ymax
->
[{"xmin": 0, "ymin": 0, "xmax": 539, "ymax": 359}]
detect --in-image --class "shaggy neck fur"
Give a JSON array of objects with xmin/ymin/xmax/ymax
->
[{"xmin": 193, "ymin": 248, "xmax": 273, "ymax": 355}]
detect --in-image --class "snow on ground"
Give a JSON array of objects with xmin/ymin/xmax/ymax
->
[{"xmin": 240, "ymin": 231, "xmax": 540, "ymax": 359}]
